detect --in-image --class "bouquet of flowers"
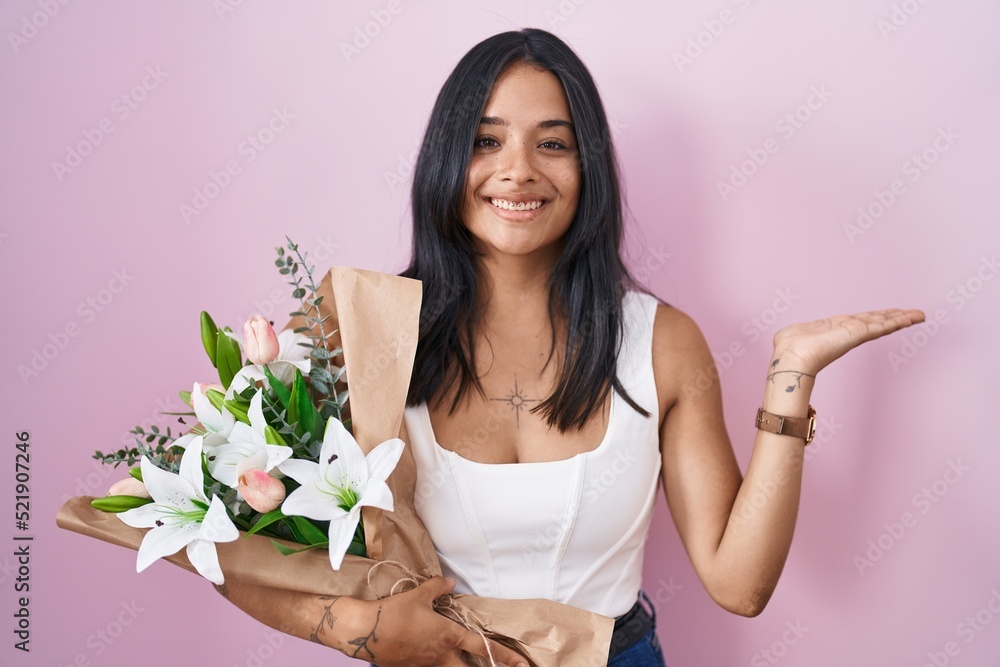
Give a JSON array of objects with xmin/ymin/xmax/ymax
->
[
  {"xmin": 57, "ymin": 238, "xmax": 616, "ymax": 666},
  {"xmin": 87, "ymin": 238, "xmax": 403, "ymax": 583}
]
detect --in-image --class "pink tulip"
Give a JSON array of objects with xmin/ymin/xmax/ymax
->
[
  {"xmin": 238, "ymin": 469, "xmax": 286, "ymax": 513},
  {"xmin": 243, "ymin": 315, "xmax": 280, "ymax": 365},
  {"xmin": 108, "ymin": 477, "xmax": 151, "ymax": 499},
  {"xmin": 197, "ymin": 381, "xmax": 225, "ymax": 394}
]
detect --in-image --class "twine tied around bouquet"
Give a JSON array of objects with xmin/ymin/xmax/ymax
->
[{"xmin": 366, "ymin": 560, "xmax": 534, "ymax": 667}]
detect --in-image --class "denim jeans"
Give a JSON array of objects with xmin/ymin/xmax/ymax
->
[{"xmin": 606, "ymin": 590, "xmax": 667, "ymax": 667}]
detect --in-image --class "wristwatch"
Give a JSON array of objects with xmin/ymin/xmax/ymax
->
[{"xmin": 755, "ymin": 405, "xmax": 816, "ymax": 445}]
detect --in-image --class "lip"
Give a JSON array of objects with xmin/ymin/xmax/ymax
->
[{"xmin": 482, "ymin": 195, "xmax": 549, "ymax": 222}]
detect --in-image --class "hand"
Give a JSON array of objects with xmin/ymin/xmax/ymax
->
[
  {"xmin": 771, "ymin": 308, "xmax": 926, "ymax": 375},
  {"xmin": 349, "ymin": 576, "xmax": 529, "ymax": 667}
]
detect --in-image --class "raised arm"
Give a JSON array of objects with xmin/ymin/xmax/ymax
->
[
  {"xmin": 653, "ymin": 306, "xmax": 925, "ymax": 616},
  {"xmin": 215, "ymin": 577, "xmax": 529, "ymax": 666}
]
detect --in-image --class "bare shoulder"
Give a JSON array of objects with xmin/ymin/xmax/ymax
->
[{"xmin": 651, "ymin": 303, "xmax": 716, "ymax": 428}]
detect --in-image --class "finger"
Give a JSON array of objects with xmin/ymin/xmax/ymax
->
[
  {"xmin": 416, "ymin": 575, "xmax": 456, "ymax": 604},
  {"xmin": 457, "ymin": 630, "xmax": 529, "ymax": 667}
]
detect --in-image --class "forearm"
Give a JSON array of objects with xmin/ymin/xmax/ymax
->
[
  {"xmin": 710, "ymin": 352, "xmax": 814, "ymax": 616},
  {"xmin": 214, "ymin": 580, "xmax": 374, "ymax": 658}
]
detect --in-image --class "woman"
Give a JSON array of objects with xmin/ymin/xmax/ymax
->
[{"xmin": 219, "ymin": 29, "xmax": 924, "ymax": 666}]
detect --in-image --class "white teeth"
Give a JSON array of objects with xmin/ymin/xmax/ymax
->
[{"xmin": 490, "ymin": 198, "xmax": 544, "ymax": 211}]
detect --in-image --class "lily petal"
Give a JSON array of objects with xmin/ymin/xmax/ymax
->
[
  {"xmin": 321, "ymin": 418, "xmax": 366, "ymax": 484},
  {"xmin": 135, "ymin": 522, "xmax": 199, "ymax": 573},
  {"xmin": 197, "ymin": 496, "xmax": 239, "ymax": 544},
  {"xmin": 358, "ymin": 479, "xmax": 394, "ymax": 513},
  {"xmin": 208, "ymin": 442, "xmax": 262, "ymax": 488},
  {"xmin": 186, "ymin": 539, "xmax": 225, "ymax": 585},
  {"xmin": 178, "ymin": 436, "xmax": 206, "ymax": 498},
  {"xmin": 140, "ymin": 455, "xmax": 199, "ymax": 511},
  {"xmin": 278, "ymin": 458, "xmax": 321, "ymax": 487},
  {"xmin": 282, "ymin": 482, "xmax": 349, "ymax": 523},
  {"xmin": 117, "ymin": 502, "xmax": 163, "ymax": 529},
  {"xmin": 326, "ymin": 510, "xmax": 361, "ymax": 570},
  {"xmin": 365, "ymin": 438, "xmax": 404, "ymax": 484}
]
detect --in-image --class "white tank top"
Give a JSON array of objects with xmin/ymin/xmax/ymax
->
[{"xmin": 403, "ymin": 290, "xmax": 662, "ymax": 618}]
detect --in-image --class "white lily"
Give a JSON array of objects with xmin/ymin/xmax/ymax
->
[
  {"xmin": 207, "ymin": 389, "xmax": 292, "ymax": 488},
  {"xmin": 280, "ymin": 417, "xmax": 403, "ymax": 570},
  {"xmin": 118, "ymin": 436, "xmax": 238, "ymax": 585},
  {"xmin": 225, "ymin": 327, "xmax": 312, "ymax": 391},
  {"xmin": 191, "ymin": 381, "xmax": 236, "ymax": 448}
]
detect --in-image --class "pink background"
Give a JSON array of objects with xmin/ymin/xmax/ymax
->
[{"xmin": 3, "ymin": 2, "xmax": 999, "ymax": 665}]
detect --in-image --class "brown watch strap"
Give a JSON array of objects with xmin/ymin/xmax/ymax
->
[{"xmin": 755, "ymin": 405, "xmax": 817, "ymax": 444}]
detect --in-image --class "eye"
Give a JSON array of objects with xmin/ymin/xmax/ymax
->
[
  {"xmin": 474, "ymin": 136, "xmax": 499, "ymax": 149},
  {"xmin": 539, "ymin": 139, "xmax": 567, "ymax": 150}
]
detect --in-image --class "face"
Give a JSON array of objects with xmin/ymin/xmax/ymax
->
[{"xmin": 461, "ymin": 62, "xmax": 581, "ymax": 263}]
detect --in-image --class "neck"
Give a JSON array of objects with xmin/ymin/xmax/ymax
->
[{"xmin": 475, "ymin": 252, "xmax": 558, "ymax": 333}]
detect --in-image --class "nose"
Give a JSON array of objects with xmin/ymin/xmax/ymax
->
[{"xmin": 495, "ymin": 139, "xmax": 539, "ymax": 183}]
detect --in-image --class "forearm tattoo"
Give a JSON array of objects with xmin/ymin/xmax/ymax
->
[
  {"xmin": 346, "ymin": 603, "xmax": 381, "ymax": 661},
  {"xmin": 309, "ymin": 596, "xmax": 380, "ymax": 661},
  {"xmin": 309, "ymin": 595, "xmax": 343, "ymax": 646},
  {"xmin": 768, "ymin": 359, "xmax": 815, "ymax": 393}
]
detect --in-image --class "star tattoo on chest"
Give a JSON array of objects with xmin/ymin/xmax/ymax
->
[{"xmin": 490, "ymin": 374, "xmax": 539, "ymax": 428}]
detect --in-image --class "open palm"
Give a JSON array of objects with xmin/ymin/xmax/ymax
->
[{"xmin": 772, "ymin": 308, "xmax": 926, "ymax": 376}]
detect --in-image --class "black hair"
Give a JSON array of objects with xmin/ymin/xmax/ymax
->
[{"xmin": 400, "ymin": 27, "xmax": 657, "ymax": 432}]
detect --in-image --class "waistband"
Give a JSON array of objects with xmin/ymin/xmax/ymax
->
[{"xmin": 607, "ymin": 590, "xmax": 655, "ymax": 660}]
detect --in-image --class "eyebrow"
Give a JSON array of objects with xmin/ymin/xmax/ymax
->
[{"xmin": 479, "ymin": 116, "xmax": 575, "ymax": 131}]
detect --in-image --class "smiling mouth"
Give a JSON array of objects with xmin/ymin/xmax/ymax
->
[{"xmin": 488, "ymin": 197, "xmax": 547, "ymax": 211}]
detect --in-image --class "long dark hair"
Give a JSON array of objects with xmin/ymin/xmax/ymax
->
[{"xmin": 400, "ymin": 28, "xmax": 656, "ymax": 432}]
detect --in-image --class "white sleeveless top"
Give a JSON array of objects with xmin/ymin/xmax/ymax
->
[{"xmin": 403, "ymin": 290, "xmax": 662, "ymax": 618}]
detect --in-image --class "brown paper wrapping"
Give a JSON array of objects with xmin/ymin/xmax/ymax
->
[{"xmin": 56, "ymin": 266, "xmax": 614, "ymax": 666}]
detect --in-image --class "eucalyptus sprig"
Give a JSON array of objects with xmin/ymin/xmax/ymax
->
[
  {"xmin": 275, "ymin": 237, "xmax": 349, "ymax": 425},
  {"xmin": 94, "ymin": 424, "xmax": 185, "ymax": 471}
]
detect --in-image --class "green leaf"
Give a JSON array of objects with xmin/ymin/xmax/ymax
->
[
  {"xmin": 128, "ymin": 467, "xmax": 143, "ymax": 482},
  {"xmin": 288, "ymin": 370, "xmax": 318, "ymax": 441},
  {"xmin": 223, "ymin": 397, "xmax": 249, "ymax": 424},
  {"xmin": 262, "ymin": 365, "xmax": 291, "ymax": 409},
  {"xmin": 200, "ymin": 312, "xmax": 219, "ymax": 368},
  {"xmin": 246, "ymin": 508, "xmax": 287, "ymax": 537},
  {"xmin": 91, "ymin": 495, "xmax": 153, "ymax": 512},
  {"xmin": 179, "ymin": 390, "xmax": 192, "ymax": 406},
  {"xmin": 216, "ymin": 329, "xmax": 243, "ymax": 388},
  {"xmin": 346, "ymin": 539, "xmax": 367, "ymax": 557},
  {"xmin": 205, "ymin": 388, "xmax": 226, "ymax": 412},
  {"xmin": 310, "ymin": 347, "xmax": 332, "ymax": 360},
  {"xmin": 291, "ymin": 516, "xmax": 329, "ymax": 545},
  {"xmin": 264, "ymin": 424, "xmax": 288, "ymax": 446},
  {"xmin": 270, "ymin": 539, "xmax": 329, "ymax": 556}
]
